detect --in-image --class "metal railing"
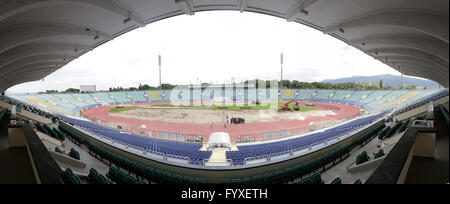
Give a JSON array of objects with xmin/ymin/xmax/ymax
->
[{"xmin": 203, "ymin": 158, "xmax": 233, "ymax": 166}]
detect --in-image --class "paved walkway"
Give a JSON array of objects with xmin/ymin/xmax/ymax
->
[{"xmin": 208, "ymin": 149, "xmax": 227, "ymax": 163}]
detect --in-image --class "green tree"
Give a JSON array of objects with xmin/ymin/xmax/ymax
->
[
  {"xmin": 160, "ymin": 83, "xmax": 176, "ymax": 90},
  {"xmin": 64, "ymin": 88, "xmax": 79, "ymax": 93},
  {"xmin": 43, "ymin": 90, "xmax": 58, "ymax": 94}
]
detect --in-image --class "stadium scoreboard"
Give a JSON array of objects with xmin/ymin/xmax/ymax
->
[{"xmin": 80, "ymin": 85, "xmax": 96, "ymax": 93}]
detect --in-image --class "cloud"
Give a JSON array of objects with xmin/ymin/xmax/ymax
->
[{"xmin": 7, "ymin": 11, "xmax": 401, "ymax": 94}]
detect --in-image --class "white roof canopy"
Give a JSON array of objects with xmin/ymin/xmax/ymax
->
[{"xmin": 207, "ymin": 132, "xmax": 231, "ymax": 149}]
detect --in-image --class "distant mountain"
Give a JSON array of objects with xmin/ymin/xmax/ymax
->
[{"xmin": 321, "ymin": 74, "xmax": 440, "ymax": 88}]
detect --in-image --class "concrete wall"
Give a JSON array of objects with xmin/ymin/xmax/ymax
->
[{"xmin": 49, "ymin": 151, "xmax": 86, "ymax": 169}]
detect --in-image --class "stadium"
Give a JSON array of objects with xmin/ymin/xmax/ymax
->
[{"xmin": 0, "ymin": 0, "xmax": 448, "ymax": 186}]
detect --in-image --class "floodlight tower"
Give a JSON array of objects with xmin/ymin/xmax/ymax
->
[
  {"xmin": 158, "ymin": 53, "xmax": 162, "ymax": 91},
  {"xmin": 280, "ymin": 53, "xmax": 284, "ymax": 89},
  {"xmin": 401, "ymin": 73, "xmax": 405, "ymax": 90}
]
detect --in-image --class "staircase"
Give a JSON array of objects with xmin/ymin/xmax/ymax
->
[{"xmin": 208, "ymin": 149, "xmax": 228, "ymax": 163}]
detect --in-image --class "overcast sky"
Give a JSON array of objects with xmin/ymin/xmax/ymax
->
[{"xmin": 7, "ymin": 11, "xmax": 401, "ymax": 94}]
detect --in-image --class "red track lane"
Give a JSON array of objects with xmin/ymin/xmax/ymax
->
[{"xmin": 82, "ymin": 102, "xmax": 361, "ymax": 142}]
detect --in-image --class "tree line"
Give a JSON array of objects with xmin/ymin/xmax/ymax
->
[
  {"xmin": 108, "ymin": 83, "xmax": 177, "ymax": 92},
  {"xmin": 38, "ymin": 88, "xmax": 80, "ymax": 94},
  {"xmin": 38, "ymin": 80, "xmax": 419, "ymax": 94},
  {"xmin": 243, "ymin": 79, "xmax": 417, "ymax": 90}
]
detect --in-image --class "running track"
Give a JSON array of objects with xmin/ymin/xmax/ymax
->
[{"xmin": 81, "ymin": 101, "xmax": 361, "ymax": 142}]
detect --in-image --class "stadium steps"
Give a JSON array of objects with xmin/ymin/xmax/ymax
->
[
  {"xmin": 70, "ymin": 94, "xmax": 91, "ymax": 106},
  {"xmin": 125, "ymin": 93, "xmax": 133, "ymax": 103},
  {"xmin": 230, "ymin": 144, "xmax": 239, "ymax": 151},
  {"xmin": 72, "ymin": 94, "xmax": 97, "ymax": 105},
  {"xmin": 199, "ymin": 144, "xmax": 208, "ymax": 151},
  {"xmin": 208, "ymin": 149, "xmax": 228, "ymax": 163},
  {"xmin": 365, "ymin": 90, "xmax": 396, "ymax": 107},
  {"xmin": 53, "ymin": 94, "xmax": 87, "ymax": 107},
  {"xmin": 360, "ymin": 90, "xmax": 376, "ymax": 101},
  {"xmin": 332, "ymin": 90, "xmax": 353, "ymax": 100},
  {"xmin": 87, "ymin": 93, "xmax": 100, "ymax": 104},
  {"xmin": 126, "ymin": 91, "xmax": 148, "ymax": 103},
  {"xmin": 106, "ymin": 92, "xmax": 120, "ymax": 104},
  {"xmin": 344, "ymin": 90, "xmax": 357, "ymax": 100}
]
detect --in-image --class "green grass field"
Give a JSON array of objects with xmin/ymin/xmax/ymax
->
[
  {"xmin": 146, "ymin": 102, "xmax": 318, "ymax": 112},
  {"xmin": 109, "ymin": 106, "xmax": 138, "ymax": 113}
]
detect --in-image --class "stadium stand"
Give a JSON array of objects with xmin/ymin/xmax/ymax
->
[
  {"xmin": 356, "ymin": 123, "xmax": 386, "ymax": 147},
  {"xmin": 55, "ymin": 94, "xmax": 88, "ymax": 107},
  {"xmin": 19, "ymin": 88, "xmax": 444, "ymax": 168},
  {"xmin": 397, "ymin": 119, "xmax": 411, "ymax": 133},
  {"xmin": 367, "ymin": 90, "xmax": 414, "ymax": 111},
  {"xmin": 315, "ymin": 90, "xmax": 334, "ymax": 99},
  {"xmin": 8, "ymin": 89, "xmax": 447, "ymax": 117},
  {"xmin": 360, "ymin": 90, "xmax": 390, "ymax": 104},
  {"xmin": 346, "ymin": 90, "xmax": 372, "ymax": 102},
  {"xmin": 59, "ymin": 115, "xmax": 211, "ymax": 165},
  {"xmin": 59, "ymin": 125, "xmax": 85, "ymax": 145},
  {"xmin": 91, "ymin": 93, "xmax": 116, "ymax": 104},
  {"xmin": 53, "ymin": 127, "xmax": 65, "ymax": 140},
  {"xmin": 226, "ymin": 113, "xmax": 383, "ymax": 166},
  {"xmin": 215, "ymin": 144, "xmax": 351, "ymax": 184},
  {"xmin": 387, "ymin": 89, "xmax": 449, "ymax": 121},
  {"xmin": 109, "ymin": 92, "xmax": 132, "ymax": 103},
  {"xmin": 384, "ymin": 122, "xmax": 403, "ymax": 139},
  {"xmin": 127, "ymin": 91, "xmax": 147, "ymax": 103},
  {"xmin": 45, "ymin": 94, "xmax": 78, "ymax": 110},
  {"xmin": 0, "ymin": 0, "xmax": 447, "ymax": 185},
  {"xmin": 331, "ymin": 90, "xmax": 353, "ymax": 100},
  {"xmin": 378, "ymin": 126, "xmax": 391, "ymax": 140},
  {"xmin": 297, "ymin": 89, "xmax": 315, "ymax": 100},
  {"xmin": 74, "ymin": 94, "xmax": 98, "ymax": 105},
  {"xmin": 2, "ymin": 87, "xmax": 447, "ymax": 184},
  {"xmin": 36, "ymin": 122, "xmax": 49, "ymax": 135}
]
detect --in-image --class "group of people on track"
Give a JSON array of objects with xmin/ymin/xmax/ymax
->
[{"xmin": 227, "ymin": 116, "xmax": 245, "ymax": 124}]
